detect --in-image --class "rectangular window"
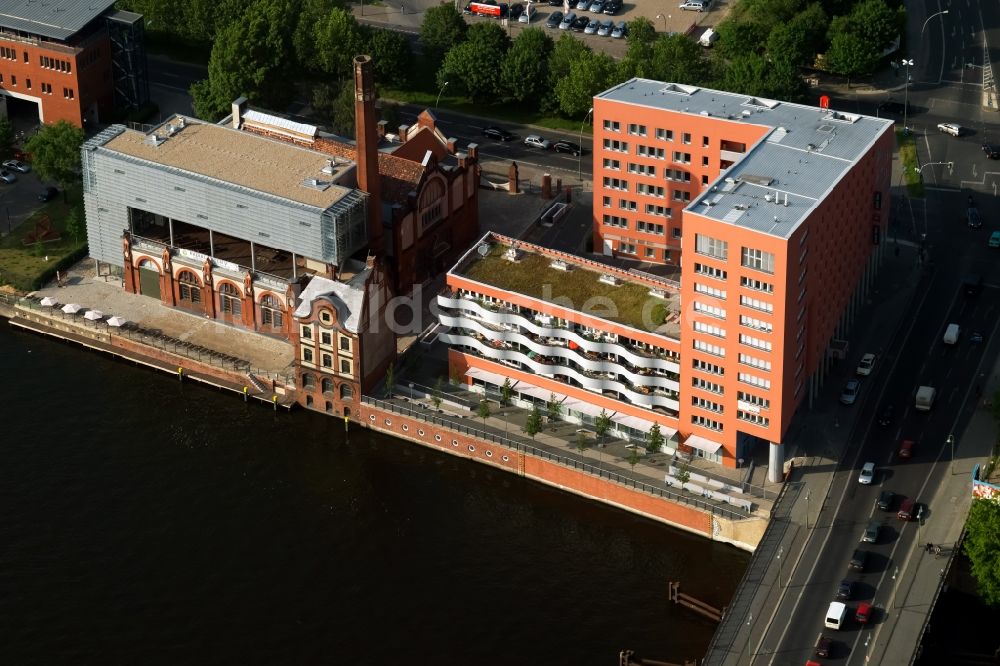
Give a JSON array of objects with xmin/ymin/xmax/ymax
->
[
  {"xmin": 741, "ymin": 247, "xmax": 776, "ymax": 274},
  {"xmin": 692, "ymin": 358, "xmax": 725, "ymax": 375},
  {"xmin": 694, "ymin": 282, "xmax": 726, "ymax": 299},
  {"xmin": 321, "ymin": 332, "xmax": 332, "ymax": 345},
  {"xmin": 672, "ymin": 227, "xmax": 681, "ymax": 238},
  {"xmin": 737, "ymin": 411, "xmax": 770, "ymax": 427},
  {"xmin": 340, "ymin": 336, "xmax": 351, "ymax": 351},
  {"xmin": 740, "ymin": 295, "xmax": 773, "ymax": 313},
  {"xmin": 322, "ymin": 353, "xmax": 333, "ymax": 368},
  {"xmin": 628, "ymin": 162, "xmax": 656, "ymax": 176},
  {"xmin": 664, "ymin": 169, "xmax": 691, "ymax": 182},
  {"xmin": 302, "ymin": 347, "xmax": 314, "ymax": 363},
  {"xmin": 636, "ymin": 145, "xmax": 665, "ymax": 159},
  {"xmin": 10, "ymin": 75, "xmax": 15, "ymax": 86},
  {"xmin": 672, "ymin": 151, "xmax": 692, "ymax": 164},
  {"xmin": 602, "ymin": 214, "xmax": 628, "ymax": 228},
  {"xmin": 602, "ymin": 158, "xmax": 620, "ymax": 170},
  {"xmin": 24, "ymin": 78, "xmax": 29, "ymax": 90},
  {"xmin": 693, "ymin": 340, "xmax": 725, "ymax": 357},
  {"xmin": 603, "ymin": 119, "xmax": 621, "ymax": 132},
  {"xmin": 692, "ymin": 396, "xmax": 724, "ymax": 413},
  {"xmin": 656, "ymin": 128, "xmax": 674, "ymax": 141},
  {"xmin": 738, "ymin": 391, "xmax": 771, "ymax": 409},
  {"xmin": 682, "ymin": 132, "xmax": 692, "ymax": 144},
  {"xmin": 702, "ymin": 156, "xmax": 709, "ymax": 167},
  {"xmin": 694, "ymin": 262, "xmax": 727, "ymax": 280},
  {"xmin": 645, "ymin": 204, "xmax": 670, "ymax": 218},
  {"xmin": 740, "ymin": 276, "xmax": 774, "ymax": 293},
  {"xmin": 739, "ymin": 353, "xmax": 771, "ymax": 371},
  {"xmin": 672, "ymin": 190, "xmax": 691, "ymax": 202},
  {"xmin": 636, "ymin": 221, "xmax": 664, "ymax": 234},
  {"xmin": 702, "ymin": 136, "xmax": 710, "ymax": 147},
  {"xmin": 695, "ymin": 234, "xmax": 728, "ymax": 260},
  {"xmin": 739, "ymin": 333, "xmax": 772, "ymax": 351},
  {"xmin": 602, "ymin": 177, "xmax": 629, "ymax": 191},
  {"xmin": 691, "ymin": 415, "xmax": 723, "ymax": 431},
  {"xmin": 603, "ymin": 138, "xmax": 629, "ymax": 153},
  {"xmin": 628, "ymin": 123, "xmax": 647, "ymax": 136},
  {"xmin": 636, "ymin": 183, "xmax": 665, "ymax": 197},
  {"xmin": 618, "ymin": 199, "xmax": 637, "ymax": 211},
  {"xmin": 603, "ymin": 196, "xmax": 612, "ymax": 208},
  {"xmin": 738, "ymin": 372, "xmax": 771, "ymax": 390},
  {"xmin": 645, "ymin": 247, "xmax": 656, "ymax": 258},
  {"xmin": 619, "ymin": 242, "xmax": 637, "ymax": 255},
  {"xmin": 694, "ymin": 321, "xmax": 726, "ymax": 338},
  {"xmin": 692, "ymin": 377, "xmax": 725, "ymax": 394},
  {"xmin": 300, "ymin": 325, "xmax": 312, "ymax": 340},
  {"xmin": 694, "ymin": 301, "xmax": 726, "ymax": 319},
  {"xmin": 739, "ymin": 315, "xmax": 773, "ymax": 333},
  {"xmin": 22, "ymin": 51, "xmax": 28, "ymax": 63},
  {"xmin": 340, "ymin": 359, "xmax": 351, "ymax": 373}
]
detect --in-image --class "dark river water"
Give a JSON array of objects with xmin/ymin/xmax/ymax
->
[{"xmin": 0, "ymin": 322, "xmax": 748, "ymax": 665}]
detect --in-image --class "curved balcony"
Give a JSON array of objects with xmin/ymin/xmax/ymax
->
[
  {"xmin": 437, "ymin": 295, "xmax": 681, "ymax": 374},
  {"xmin": 441, "ymin": 332, "xmax": 680, "ymax": 411},
  {"xmin": 439, "ymin": 313, "xmax": 681, "ymax": 392}
]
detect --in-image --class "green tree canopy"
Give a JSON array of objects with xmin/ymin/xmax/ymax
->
[
  {"xmin": 767, "ymin": 3, "xmax": 828, "ymax": 67},
  {"xmin": 313, "ymin": 9, "xmax": 367, "ymax": 78},
  {"xmin": 438, "ymin": 22, "xmax": 510, "ymax": 103},
  {"xmin": 554, "ymin": 51, "xmax": 617, "ymax": 117},
  {"xmin": 824, "ymin": 30, "xmax": 879, "ymax": 79},
  {"xmin": 191, "ymin": 0, "xmax": 297, "ymax": 121},
  {"xmin": 119, "ymin": 0, "xmax": 249, "ymax": 43},
  {"xmin": 649, "ymin": 33, "xmax": 709, "ymax": 85},
  {"xmin": 421, "ymin": 3, "xmax": 469, "ymax": 67},
  {"xmin": 24, "ymin": 120, "xmax": 84, "ymax": 191},
  {"xmin": 543, "ymin": 34, "xmax": 591, "ymax": 112},
  {"xmin": 964, "ymin": 499, "xmax": 1000, "ymax": 606},
  {"xmin": 734, "ymin": 0, "xmax": 804, "ymax": 34},
  {"xmin": 646, "ymin": 423, "xmax": 664, "ymax": 453},
  {"xmin": 714, "ymin": 19, "xmax": 770, "ymax": 59},
  {"xmin": 501, "ymin": 28, "xmax": 553, "ymax": 104},
  {"xmin": 524, "ymin": 406, "xmax": 543, "ymax": 439},
  {"xmin": 365, "ymin": 27, "xmax": 412, "ymax": 86},
  {"xmin": 0, "ymin": 116, "xmax": 14, "ymax": 158},
  {"xmin": 619, "ymin": 17, "xmax": 657, "ymax": 78},
  {"xmin": 846, "ymin": 0, "xmax": 901, "ymax": 52},
  {"xmin": 311, "ymin": 80, "xmax": 356, "ymax": 136}
]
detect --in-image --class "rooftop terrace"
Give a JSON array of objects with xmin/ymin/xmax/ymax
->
[
  {"xmin": 597, "ymin": 79, "xmax": 894, "ymax": 240},
  {"xmin": 453, "ymin": 236, "xmax": 681, "ymax": 337}
]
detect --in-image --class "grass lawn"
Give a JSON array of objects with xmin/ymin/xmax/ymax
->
[
  {"xmin": 896, "ymin": 129, "xmax": 924, "ymax": 198},
  {"xmin": 0, "ymin": 185, "xmax": 86, "ymax": 290}
]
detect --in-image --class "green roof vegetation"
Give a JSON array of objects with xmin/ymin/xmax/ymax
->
[{"xmin": 461, "ymin": 244, "xmax": 677, "ymax": 332}]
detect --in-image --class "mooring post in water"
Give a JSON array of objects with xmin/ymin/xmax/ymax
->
[
  {"xmin": 272, "ymin": 395, "xmax": 278, "ymax": 411},
  {"xmin": 344, "ymin": 414, "xmax": 349, "ymax": 432},
  {"xmin": 243, "ymin": 386, "xmax": 249, "ymax": 402},
  {"xmin": 177, "ymin": 366, "xmax": 183, "ymax": 382}
]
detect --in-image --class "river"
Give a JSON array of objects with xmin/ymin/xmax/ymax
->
[{"xmin": 0, "ymin": 322, "xmax": 748, "ymax": 665}]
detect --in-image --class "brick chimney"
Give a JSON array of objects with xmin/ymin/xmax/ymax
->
[{"xmin": 353, "ymin": 55, "xmax": 383, "ymax": 255}]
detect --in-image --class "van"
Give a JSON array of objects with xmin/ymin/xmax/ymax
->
[
  {"xmin": 943, "ymin": 323, "xmax": 960, "ymax": 345},
  {"xmin": 897, "ymin": 497, "xmax": 915, "ymax": 520},
  {"xmin": 825, "ymin": 601, "xmax": 847, "ymax": 630},
  {"xmin": 699, "ymin": 28, "xmax": 719, "ymax": 47}
]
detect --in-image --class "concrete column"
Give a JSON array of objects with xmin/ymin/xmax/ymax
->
[{"xmin": 768, "ymin": 441, "xmax": 784, "ymax": 483}]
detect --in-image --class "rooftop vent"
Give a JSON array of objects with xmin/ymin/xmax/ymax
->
[
  {"xmin": 302, "ymin": 178, "xmax": 331, "ymax": 191},
  {"xmin": 599, "ymin": 274, "xmax": 620, "ymax": 286},
  {"xmin": 504, "ymin": 245, "xmax": 522, "ymax": 262},
  {"xmin": 550, "ymin": 259, "xmax": 570, "ymax": 271},
  {"xmin": 649, "ymin": 288, "xmax": 667, "ymax": 299},
  {"xmin": 145, "ymin": 134, "xmax": 166, "ymax": 147}
]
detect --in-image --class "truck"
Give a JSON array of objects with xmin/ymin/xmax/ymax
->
[
  {"xmin": 943, "ymin": 323, "xmax": 960, "ymax": 345},
  {"xmin": 915, "ymin": 385, "xmax": 936, "ymax": 411}
]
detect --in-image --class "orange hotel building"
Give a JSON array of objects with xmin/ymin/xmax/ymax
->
[{"xmin": 437, "ymin": 80, "xmax": 894, "ymax": 481}]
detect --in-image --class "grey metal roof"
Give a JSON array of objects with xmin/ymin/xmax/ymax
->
[
  {"xmin": 0, "ymin": 0, "xmax": 117, "ymax": 41},
  {"xmin": 596, "ymin": 79, "xmax": 895, "ymax": 239}
]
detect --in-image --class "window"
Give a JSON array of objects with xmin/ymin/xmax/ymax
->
[
  {"xmin": 702, "ymin": 136, "xmax": 710, "ymax": 147},
  {"xmin": 261, "ymin": 294, "xmax": 282, "ymax": 328},
  {"xmin": 603, "ymin": 214, "xmax": 628, "ymax": 228},
  {"xmin": 656, "ymin": 128, "xmax": 673, "ymax": 141},
  {"xmin": 738, "ymin": 391, "xmax": 770, "ymax": 409},
  {"xmin": 321, "ymin": 331, "xmax": 332, "ymax": 346},
  {"xmin": 741, "ymin": 247, "xmax": 775, "ymax": 274},
  {"xmin": 740, "ymin": 295, "xmax": 773, "ymax": 313},
  {"xmin": 321, "ymin": 378, "xmax": 333, "ymax": 394},
  {"xmin": 694, "ymin": 301, "xmax": 726, "ymax": 319},
  {"xmin": 603, "ymin": 138, "xmax": 629, "ymax": 153},
  {"xmin": 628, "ymin": 123, "xmax": 647, "ymax": 136},
  {"xmin": 682, "ymin": 132, "xmax": 692, "ymax": 144},
  {"xmin": 22, "ymin": 51, "xmax": 28, "ymax": 63},
  {"xmin": 219, "ymin": 282, "xmax": 241, "ymax": 315},
  {"xmin": 739, "ymin": 315, "xmax": 772, "ymax": 333},
  {"xmin": 693, "ymin": 377, "xmax": 724, "ymax": 394},
  {"xmin": 603, "ymin": 158, "xmax": 620, "ymax": 170},
  {"xmin": 694, "ymin": 282, "xmax": 726, "ymax": 299},
  {"xmin": 694, "ymin": 321, "xmax": 725, "ymax": 337},
  {"xmin": 618, "ymin": 199, "xmax": 637, "ymax": 211},
  {"xmin": 691, "ymin": 415, "xmax": 723, "ymax": 431},
  {"xmin": 664, "ymin": 168, "xmax": 691, "ymax": 182},
  {"xmin": 702, "ymin": 175, "xmax": 709, "ymax": 185},
  {"xmin": 10, "ymin": 75, "xmax": 15, "ymax": 86},
  {"xmin": 603, "ymin": 177, "xmax": 628, "ymax": 191},
  {"xmin": 672, "ymin": 190, "xmax": 691, "ymax": 202},
  {"xmin": 340, "ymin": 336, "xmax": 351, "ymax": 351},
  {"xmin": 41, "ymin": 82, "xmax": 51, "ymax": 94},
  {"xmin": 702, "ymin": 156, "xmax": 709, "ymax": 167},
  {"xmin": 63, "ymin": 88, "xmax": 74, "ymax": 99},
  {"xmin": 340, "ymin": 359, "xmax": 352, "ymax": 374},
  {"xmin": 645, "ymin": 247, "xmax": 656, "ymax": 258},
  {"xmin": 739, "ymin": 372, "xmax": 771, "ymax": 389},
  {"xmin": 695, "ymin": 234, "xmax": 728, "ymax": 260},
  {"xmin": 739, "ymin": 353, "xmax": 771, "ymax": 371},
  {"xmin": 320, "ymin": 311, "xmax": 332, "ymax": 323},
  {"xmin": 636, "ymin": 221, "xmax": 664, "ymax": 234},
  {"xmin": 637, "ymin": 145, "xmax": 665, "ymax": 159},
  {"xmin": 322, "ymin": 353, "xmax": 333, "ymax": 368},
  {"xmin": 739, "ymin": 333, "xmax": 772, "ymax": 351},
  {"xmin": 619, "ymin": 242, "xmax": 637, "ymax": 255},
  {"xmin": 692, "ymin": 396, "xmax": 723, "ymax": 413},
  {"xmin": 694, "ymin": 262, "xmax": 727, "ymax": 280},
  {"xmin": 628, "ymin": 162, "xmax": 656, "ymax": 176},
  {"xmin": 301, "ymin": 325, "xmax": 312, "ymax": 340},
  {"xmin": 672, "ymin": 227, "xmax": 681, "ymax": 239},
  {"xmin": 636, "ymin": 183, "xmax": 665, "ymax": 197},
  {"xmin": 603, "ymin": 119, "xmax": 621, "ymax": 132},
  {"xmin": 740, "ymin": 276, "xmax": 774, "ymax": 293},
  {"xmin": 0, "ymin": 47, "xmax": 13, "ymax": 60},
  {"xmin": 692, "ymin": 358, "xmax": 724, "ymax": 375},
  {"xmin": 693, "ymin": 340, "xmax": 725, "ymax": 356},
  {"xmin": 645, "ymin": 204, "xmax": 670, "ymax": 218},
  {"xmin": 177, "ymin": 271, "xmax": 201, "ymax": 305},
  {"xmin": 25, "ymin": 78, "xmax": 31, "ymax": 90},
  {"xmin": 340, "ymin": 384, "xmax": 354, "ymax": 399},
  {"xmin": 672, "ymin": 151, "xmax": 691, "ymax": 164},
  {"xmin": 603, "ymin": 196, "xmax": 612, "ymax": 208},
  {"xmin": 302, "ymin": 372, "xmax": 316, "ymax": 389},
  {"xmin": 302, "ymin": 347, "xmax": 314, "ymax": 363},
  {"xmin": 737, "ymin": 411, "xmax": 770, "ymax": 427}
]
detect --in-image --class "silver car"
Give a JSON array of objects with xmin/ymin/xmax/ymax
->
[
  {"xmin": 559, "ymin": 11, "xmax": 576, "ymax": 28},
  {"xmin": 611, "ymin": 19, "xmax": 627, "ymax": 37},
  {"xmin": 0, "ymin": 169, "xmax": 17, "ymax": 184},
  {"xmin": 584, "ymin": 18, "xmax": 600, "ymax": 33},
  {"xmin": 2, "ymin": 159, "xmax": 29, "ymax": 173},
  {"xmin": 575, "ymin": 0, "xmax": 589, "ymax": 9},
  {"xmin": 597, "ymin": 18, "xmax": 613, "ymax": 35}
]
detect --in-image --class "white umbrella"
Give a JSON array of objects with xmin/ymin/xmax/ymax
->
[
  {"xmin": 61, "ymin": 303, "xmax": 82, "ymax": 314},
  {"xmin": 40, "ymin": 296, "xmax": 58, "ymax": 307},
  {"xmin": 106, "ymin": 316, "xmax": 128, "ymax": 327},
  {"xmin": 83, "ymin": 310, "xmax": 104, "ymax": 321}
]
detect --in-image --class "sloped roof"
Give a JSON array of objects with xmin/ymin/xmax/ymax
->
[
  {"xmin": 313, "ymin": 137, "xmax": 424, "ymax": 205},
  {"xmin": 294, "ymin": 269, "xmax": 371, "ymax": 333},
  {"xmin": 0, "ymin": 0, "xmax": 116, "ymax": 41}
]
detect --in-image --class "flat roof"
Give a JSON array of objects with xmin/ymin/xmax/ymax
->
[
  {"xmin": 597, "ymin": 79, "xmax": 894, "ymax": 240},
  {"xmin": 101, "ymin": 116, "xmax": 357, "ymax": 210},
  {"xmin": 0, "ymin": 0, "xmax": 116, "ymax": 41},
  {"xmin": 452, "ymin": 234, "xmax": 681, "ymax": 337}
]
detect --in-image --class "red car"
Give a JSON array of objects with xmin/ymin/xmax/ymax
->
[
  {"xmin": 856, "ymin": 601, "xmax": 873, "ymax": 624},
  {"xmin": 898, "ymin": 439, "xmax": 914, "ymax": 459}
]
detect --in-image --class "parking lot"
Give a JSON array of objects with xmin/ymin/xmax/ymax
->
[{"xmin": 0, "ymin": 165, "xmax": 59, "ymax": 238}]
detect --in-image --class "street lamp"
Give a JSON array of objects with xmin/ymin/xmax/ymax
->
[
  {"xmin": 746, "ymin": 613, "xmax": 753, "ymax": 659},
  {"xmin": 435, "ymin": 82, "xmax": 450, "ymax": 109},
  {"xmin": 890, "ymin": 565, "xmax": 899, "ymax": 609},
  {"xmin": 655, "ymin": 13, "xmax": 667, "ymax": 31},
  {"xmin": 920, "ymin": 9, "xmax": 949, "ymax": 41},
  {"xmin": 578, "ymin": 106, "xmax": 594, "ymax": 181},
  {"xmin": 947, "ymin": 434, "xmax": 955, "ymax": 474},
  {"xmin": 805, "ymin": 490, "xmax": 811, "ymax": 529},
  {"xmin": 901, "ymin": 59, "xmax": 914, "ymax": 131},
  {"xmin": 777, "ymin": 546, "xmax": 784, "ymax": 587}
]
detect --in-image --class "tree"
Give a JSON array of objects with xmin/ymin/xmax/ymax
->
[
  {"xmin": 385, "ymin": 361, "xmax": 396, "ymax": 394},
  {"xmin": 437, "ymin": 23, "xmax": 510, "ymax": 104},
  {"xmin": 964, "ymin": 499, "xmax": 1000, "ymax": 606},
  {"xmin": 65, "ymin": 206, "xmax": 85, "ymax": 244},
  {"xmin": 595, "ymin": 409, "xmax": 612, "ymax": 448},
  {"xmin": 431, "ymin": 377, "xmax": 444, "ymax": 409},
  {"xmin": 715, "ymin": 53, "xmax": 771, "ymax": 97},
  {"xmin": 501, "ymin": 28, "xmax": 553, "ymax": 104},
  {"xmin": 646, "ymin": 423, "xmax": 664, "ymax": 453},
  {"xmin": 627, "ymin": 446, "xmax": 641, "ymax": 471},
  {"xmin": 190, "ymin": 0, "xmax": 297, "ymax": 121},
  {"xmin": 313, "ymin": 9, "xmax": 367, "ymax": 79},
  {"xmin": 500, "ymin": 378, "xmax": 514, "ymax": 406},
  {"xmin": 524, "ymin": 405, "xmax": 543, "ymax": 439},
  {"xmin": 293, "ymin": 0, "xmax": 341, "ymax": 70},
  {"xmin": 675, "ymin": 461, "xmax": 691, "ymax": 485},
  {"xmin": 767, "ymin": 3, "xmax": 828, "ymax": 67},
  {"xmin": 544, "ymin": 34, "xmax": 591, "ymax": 112},
  {"xmin": 619, "ymin": 17, "xmax": 657, "ymax": 79},
  {"xmin": 24, "ymin": 121, "xmax": 84, "ymax": 195},
  {"xmin": 846, "ymin": 0, "xmax": 901, "ymax": 53},
  {"xmin": 311, "ymin": 80, "xmax": 356, "ymax": 136},
  {"xmin": 649, "ymin": 33, "xmax": 709, "ymax": 86},
  {"xmin": 714, "ymin": 19, "xmax": 769, "ymax": 59},
  {"xmin": 824, "ymin": 30, "xmax": 879, "ymax": 81},
  {"xmin": 421, "ymin": 3, "xmax": 469, "ymax": 67},
  {"xmin": 575, "ymin": 431, "xmax": 589, "ymax": 452},
  {"xmin": 554, "ymin": 51, "xmax": 617, "ymax": 117},
  {"xmin": 546, "ymin": 392, "xmax": 563, "ymax": 425},
  {"xmin": 365, "ymin": 27, "xmax": 412, "ymax": 87},
  {"xmin": 0, "ymin": 115, "xmax": 14, "ymax": 157},
  {"xmin": 477, "ymin": 398, "xmax": 492, "ymax": 426}
]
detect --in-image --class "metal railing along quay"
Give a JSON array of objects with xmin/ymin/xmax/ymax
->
[{"xmin": 363, "ymin": 395, "xmax": 750, "ymax": 521}]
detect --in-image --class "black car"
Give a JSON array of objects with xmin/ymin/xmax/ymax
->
[
  {"xmin": 837, "ymin": 579, "xmax": 853, "ymax": 600},
  {"xmin": 571, "ymin": 14, "xmax": 589, "ymax": 30},
  {"xmin": 964, "ymin": 272, "xmax": 983, "ymax": 295},
  {"xmin": 878, "ymin": 403, "xmax": 894, "ymax": 426},
  {"xmin": 984, "ymin": 143, "xmax": 1000, "ymax": 159},
  {"xmin": 815, "ymin": 634, "xmax": 832, "ymax": 658},
  {"xmin": 877, "ymin": 100, "xmax": 908, "ymax": 117},
  {"xmin": 546, "ymin": 10, "xmax": 563, "ymax": 26},
  {"xmin": 602, "ymin": 0, "xmax": 622, "ymax": 13},
  {"xmin": 553, "ymin": 140, "xmax": 583, "ymax": 156},
  {"xmin": 849, "ymin": 549, "xmax": 868, "ymax": 572},
  {"xmin": 483, "ymin": 126, "xmax": 514, "ymax": 141},
  {"xmin": 508, "ymin": 2, "xmax": 523, "ymax": 18},
  {"xmin": 877, "ymin": 490, "xmax": 895, "ymax": 511},
  {"xmin": 38, "ymin": 186, "xmax": 58, "ymax": 202}
]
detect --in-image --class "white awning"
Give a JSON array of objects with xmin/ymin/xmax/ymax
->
[
  {"xmin": 514, "ymin": 380, "xmax": 554, "ymax": 401},
  {"xmin": 685, "ymin": 434, "xmax": 723, "ymax": 454},
  {"xmin": 465, "ymin": 367, "xmax": 511, "ymax": 388},
  {"xmin": 612, "ymin": 413, "xmax": 677, "ymax": 438},
  {"xmin": 561, "ymin": 397, "xmax": 610, "ymax": 418}
]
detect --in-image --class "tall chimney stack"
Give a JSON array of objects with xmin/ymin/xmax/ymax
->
[{"xmin": 353, "ymin": 55, "xmax": 383, "ymax": 255}]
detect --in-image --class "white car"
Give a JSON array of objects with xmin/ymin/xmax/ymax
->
[
  {"xmin": 524, "ymin": 134, "xmax": 552, "ymax": 150},
  {"xmin": 937, "ymin": 123, "xmax": 963, "ymax": 137},
  {"xmin": 856, "ymin": 353, "xmax": 876, "ymax": 376},
  {"xmin": 839, "ymin": 378, "xmax": 861, "ymax": 405},
  {"xmin": 2, "ymin": 159, "xmax": 29, "ymax": 173},
  {"xmin": 858, "ymin": 462, "xmax": 875, "ymax": 485},
  {"xmin": 679, "ymin": 0, "xmax": 706, "ymax": 10}
]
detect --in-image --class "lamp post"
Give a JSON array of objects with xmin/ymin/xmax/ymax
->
[
  {"xmin": 805, "ymin": 490, "xmax": 811, "ymax": 529},
  {"xmin": 777, "ymin": 545, "xmax": 784, "ymax": 587},
  {"xmin": 746, "ymin": 613, "xmax": 753, "ymax": 659},
  {"xmin": 901, "ymin": 59, "xmax": 914, "ymax": 131},
  {"xmin": 578, "ymin": 106, "xmax": 594, "ymax": 181},
  {"xmin": 890, "ymin": 565, "xmax": 899, "ymax": 609},
  {"xmin": 947, "ymin": 434, "xmax": 955, "ymax": 474},
  {"xmin": 655, "ymin": 13, "xmax": 667, "ymax": 31},
  {"xmin": 436, "ymin": 81, "xmax": 449, "ymax": 109},
  {"xmin": 920, "ymin": 9, "xmax": 949, "ymax": 41}
]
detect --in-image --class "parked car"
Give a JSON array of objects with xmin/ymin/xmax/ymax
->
[
  {"xmin": 849, "ymin": 549, "xmax": 868, "ymax": 572},
  {"xmin": 584, "ymin": 18, "xmax": 600, "ymax": 33},
  {"xmin": 2, "ymin": 159, "xmax": 29, "ymax": 173},
  {"xmin": 862, "ymin": 520, "xmax": 880, "ymax": 543},
  {"xmin": 571, "ymin": 14, "xmax": 589, "ymax": 30},
  {"xmin": 523, "ymin": 134, "xmax": 552, "ymax": 150},
  {"xmin": 597, "ymin": 18, "xmax": 614, "ymax": 35},
  {"xmin": 984, "ymin": 143, "xmax": 1000, "ymax": 159},
  {"xmin": 38, "ymin": 186, "xmax": 58, "ymax": 202},
  {"xmin": 559, "ymin": 11, "xmax": 576, "ymax": 28},
  {"xmin": 815, "ymin": 634, "xmax": 832, "ymax": 658},
  {"xmin": 877, "ymin": 100, "xmax": 908, "ymax": 117},
  {"xmin": 0, "ymin": 169, "xmax": 16, "ymax": 184},
  {"xmin": 836, "ymin": 580, "xmax": 853, "ymax": 600},
  {"xmin": 602, "ymin": 0, "xmax": 622, "ymax": 13},
  {"xmin": 856, "ymin": 352, "xmax": 876, "ymax": 376},
  {"xmin": 937, "ymin": 122, "xmax": 963, "ymax": 137},
  {"xmin": 897, "ymin": 497, "xmax": 916, "ymax": 520},
  {"xmin": 855, "ymin": 601, "xmax": 873, "ymax": 624},
  {"xmin": 546, "ymin": 10, "xmax": 563, "ymax": 26},
  {"xmin": 968, "ymin": 207, "xmax": 982, "ymax": 228},
  {"xmin": 964, "ymin": 272, "xmax": 983, "ymax": 295},
  {"xmin": 553, "ymin": 140, "xmax": 583, "ymax": 155},
  {"xmin": 858, "ymin": 462, "xmax": 875, "ymax": 485},
  {"xmin": 575, "ymin": 0, "xmax": 589, "ymax": 10},
  {"xmin": 517, "ymin": 4, "xmax": 536, "ymax": 21},
  {"xmin": 589, "ymin": 0, "xmax": 604, "ymax": 11},
  {"xmin": 508, "ymin": 2, "xmax": 524, "ymax": 19},
  {"xmin": 611, "ymin": 20, "xmax": 627, "ymax": 38},
  {"xmin": 877, "ymin": 490, "xmax": 895, "ymax": 511},
  {"xmin": 990, "ymin": 231, "xmax": 1000, "ymax": 248},
  {"xmin": 482, "ymin": 126, "xmax": 513, "ymax": 141},
  {"xmin": 679, "ymin": 0, "xmax": 706, "ymax": 10},
  {"xmin": 898, "ymin": 439, "xmax": 914, "ymax": 459},
  {"xmin": 878, "ymin": 404, "xmax": 894, "ymax": 427},
  {"xmin": 839, "ymin": 378, "xmax": 861, "ymax": 405}
]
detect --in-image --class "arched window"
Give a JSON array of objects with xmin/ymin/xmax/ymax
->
[
  {"xmin": 178, "ymin": 270, "xmax": 201, "ymax": 304},
  {"xmin": 219, "ymin": 282, "xmax": 241, "ymax": 316},
  {"xmin": 302, "ymin": 373, "xmax": 316, "ymax": 389},
  {"xmin": 137, "ymin": 258, "xmax": 158, "ymax": 271},
  {"xmin": 325, "ymin": 401, "xmax": 333, "ymax": 412},
  {"xmin": 340, "ymin": 383, "xmax": 354, "ymax": 399},
  {"xmin": 321, "ymin": 378, "xmax": 333, "ymax": 394},
  {"xmin": 261, "ymin": 294, "xmax": 282, "ymax": 328}
]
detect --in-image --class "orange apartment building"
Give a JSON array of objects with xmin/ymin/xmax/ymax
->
[
  {"xmin": 438, "ymin": 80, "xmax": 894, "ymax": 481},
  {"xmin": 0, "ymin": 1, "xmax": 147, "ymax": 127}
]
